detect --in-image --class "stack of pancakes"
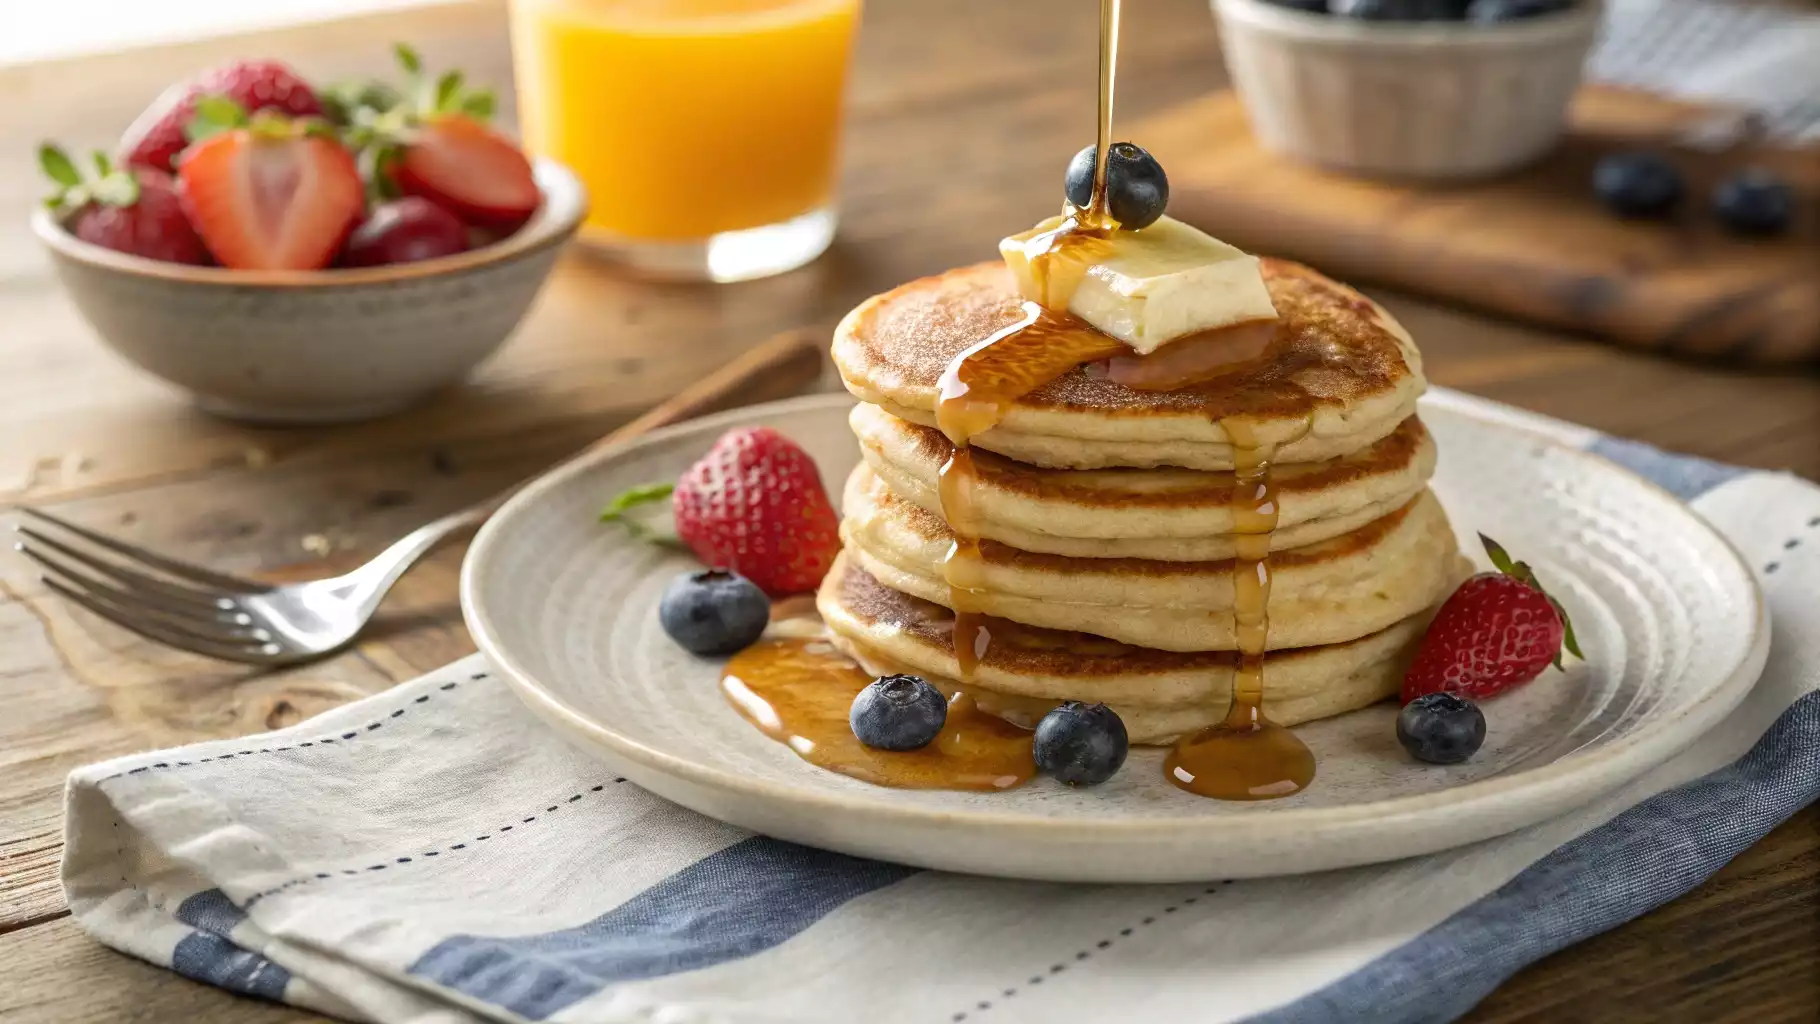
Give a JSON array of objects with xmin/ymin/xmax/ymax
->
[{"xmin": 819, "ymin": 258, "xmax": 1469, "ymax": 745}]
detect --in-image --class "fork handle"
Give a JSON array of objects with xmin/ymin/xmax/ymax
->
[{"xmin": 339, "ymin": 328, "xmax": 828, "ymax": 608}]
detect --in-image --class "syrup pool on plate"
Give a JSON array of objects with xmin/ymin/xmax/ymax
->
[{"xmin": 721, "ymin": 636, "xmax": 1036, "ymax": 790}]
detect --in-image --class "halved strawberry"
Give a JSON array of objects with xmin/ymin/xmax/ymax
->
[
  {"xmin": 177, "ymin": 100, "xmax": 364, "ymax": 271},
  {"xmin": 393, "ymin": 114, "xmax": 539, "ymax": 232}
]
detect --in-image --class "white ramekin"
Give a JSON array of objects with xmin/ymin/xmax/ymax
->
[{"xmin": 1213, "ymin": 0, "xmax": 1603, "ymax": 180}]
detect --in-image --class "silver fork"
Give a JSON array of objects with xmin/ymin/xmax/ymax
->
[{"xmin": 12, "ymin": 330, "xmax": 824, "ymax": 665}]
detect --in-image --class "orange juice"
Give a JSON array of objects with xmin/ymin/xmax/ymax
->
[{"xmin": 509, "ymin": 0, "xmax": 859, "ymax": 243}]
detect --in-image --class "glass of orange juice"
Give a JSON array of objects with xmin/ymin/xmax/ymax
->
[{"xmin": 508, "ymin": 0, "xmax": 860, "ymax": 282}]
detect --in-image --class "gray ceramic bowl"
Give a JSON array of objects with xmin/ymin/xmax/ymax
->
[{"xmin": 34, "ymin": 160, "xmax": 586, "ymax": 424}]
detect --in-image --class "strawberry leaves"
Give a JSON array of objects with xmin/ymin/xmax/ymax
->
[
  {"xmin": 1480, "ymin": 533, "xmax": 1582, "ymax": 668},
  {"xmin": 40, "ymin": 144, "xmax": 141, "ymax": 214}
]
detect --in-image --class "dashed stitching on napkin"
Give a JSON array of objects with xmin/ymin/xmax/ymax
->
[
  {"xmin": 239, "ymin": 778, "xmax": 628, "ymax": 909},
  {"xmin": 97, "ymin": 672, "xmax": 491, "ymax": 782},
  {"xmin": 1763, "ymin": 515, "xmax": 1818, "ymax": 576},
  {"xmin": 947, "ymin": 882, "xmax": 1235, "ymax": 1021}
]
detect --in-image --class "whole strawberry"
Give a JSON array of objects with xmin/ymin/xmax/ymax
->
[
  {"xmin": 1402, "ymin": 535, "xmax": 1582, "ymax": 704},
  {"xmin": 605, "ymin": 428, "xmax": 840, "ymax": 597},
  {"xmin": 121, "ymin": 59, "xmax": 324, "ymax": 173},
  {"xmin": 40, "ymin": 145, "xmax": 210, "ymax": 265}
]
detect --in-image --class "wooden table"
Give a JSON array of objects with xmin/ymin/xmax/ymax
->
[{"xmin": 2, "ymin": 1, "xmax": 1816, "ymax": 1020}]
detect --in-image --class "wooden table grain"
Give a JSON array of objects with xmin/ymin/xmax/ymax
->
[{"xmin": 1, "ymin": 1, "xmax": 1816, "ymax": 1021}]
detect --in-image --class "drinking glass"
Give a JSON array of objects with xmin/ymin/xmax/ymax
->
[{"xmin": 509, "ymin": 0, "xmax": 861, "ymax": 282}]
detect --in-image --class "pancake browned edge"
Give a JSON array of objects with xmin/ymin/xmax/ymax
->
[
  {"xmin": 817, "ymin": 554, "xmax": 1456, "ymax": 744},
  {"xmin": 831, "ymin": 258, "xmax": 1426, "ymax": 470},
  {"xmin": 843, "ymin": 468, "xmax": 1463, "ymax": 652},
  {"xmin": 854, "ymin": 403, "xmax": 1437, "ymax": 558}
]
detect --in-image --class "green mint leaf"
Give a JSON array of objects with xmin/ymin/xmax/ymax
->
[
  {"xmin": 38, "ymin": 144, "xmax": 81, "ymax": 188},
  {"xmin": 600, "ymin": 482, "xmax": 675, "ymax": 522},
  {"xmin": 91, "ymin": 151, "xmax": 114, "ymax": 177},
  {"xmin": 434, "ymin": 70, "xmax": 464, "ymax": 112},
  {"xmin": 394, "ymin": 42, "xmax": 422, "ymax": 75}
]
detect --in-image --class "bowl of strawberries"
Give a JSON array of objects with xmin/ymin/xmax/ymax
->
[{"xmin": 32, "ymin": 47, "xmax": 586, "ymax": 424}]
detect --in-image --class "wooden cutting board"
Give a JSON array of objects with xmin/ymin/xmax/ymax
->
[{"xmin": 1139, "ymin": 88, "xmax": 1820, "ymax": 365}]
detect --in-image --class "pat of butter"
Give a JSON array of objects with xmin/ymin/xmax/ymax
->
[{"xmin": 999, "ymin": 215, "xmax": 1277, "ymax": 354}]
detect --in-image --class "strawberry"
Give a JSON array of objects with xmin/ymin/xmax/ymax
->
[
  {"xmin": 392, "ymin": 114, "xmax": 539, "ymax": 232},
  {"xmin": 39, "ymin": 145, "xmax": 210, "ymax": 265},
  {"xmin": 121, "ymin": 60, "xmax": 324, "ymax": 173},
  {"xmin": 1402, "ymin": 535, "xmax": 1582, "ymax": 704},
  {"xmin": 605, "ymin": 428, "xmax": 840, "ymax": 598},
  {"xmin": 176, "ymin": 100, "xmax": 364, "ymax": 271}
]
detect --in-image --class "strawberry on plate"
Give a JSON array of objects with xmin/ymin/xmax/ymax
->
[
  {"xmin": 604, "ymin": 427, "xmax": 841, "ymax": 598},
  {"xmin": 39, "ymin": 145, "xmax": 210, "ymax": 265},
  {"xmin": 1402, "ymin": 535, "xmax": 1582, "ymax": 704},
  {"xmin": 393, "ymin": 114, "xmax": 539, "ymax": 232},
  {"xmin": 177, "ymin": 99, "xmax": 364, "ymax": 271},
  {"xmin": 121, "ymin": 60, "xmax": 324, "ymax": 173}
]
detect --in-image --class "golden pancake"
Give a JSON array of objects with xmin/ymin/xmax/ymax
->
[
  {"xmin": 832, "ymin": 259, "xmax": 1425, "ymax": 470},
  {"xmin": 852, "ymin": 402, "xmax": 1436, "ymax": 560},
  {"xmin": 817, "ymin": 556, "xmax": 1446, "ymax": 745},
  {"xmin": 843, "ymin": 467, "xmax": 1463, "ymax": 651}
]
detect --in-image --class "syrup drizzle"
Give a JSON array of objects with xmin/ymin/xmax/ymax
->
[
  {"xmin": 722, "ymin": 636, "xmax": 1035, "ymax": 790},
  {"xmin": 1162, "ymin": 418, "xmax": 1317, "ymax": 800},
  {"xmin": 931, "ymin": 0, "xmax": 1128, "ymax": 682}
]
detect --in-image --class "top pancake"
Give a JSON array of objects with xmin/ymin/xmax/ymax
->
[{"xmin": 833, "ymin": 258, "xmax": 1426, "ymax": 470}]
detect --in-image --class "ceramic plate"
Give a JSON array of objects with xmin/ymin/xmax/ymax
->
[{"xmin": 462, "ymin": 393, "xmax": 1768, "ymax": 881}]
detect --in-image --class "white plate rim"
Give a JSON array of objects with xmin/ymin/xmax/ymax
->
[{"xmin": 461, "ymin": 391, "xmax": 1770, "ymax": 845}]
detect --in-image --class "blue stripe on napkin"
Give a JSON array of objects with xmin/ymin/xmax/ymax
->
[
  {"xmin": 171, "ymin": 889, "xmax": 291, "ymax": 1001},
  {"xmin": 408, "ymin": 836, "xmax": 918, "ymax": 1019},
  {"xmin": 1589, "ymin": 437, "xmax": 1748, "ymax": 500},
  {"xmin": 1255, "ymin": 688, "xmax": 1820, "ymax": 1024}
]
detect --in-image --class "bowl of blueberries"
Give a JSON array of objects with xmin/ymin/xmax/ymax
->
[{"xmin": 1214, "ymin": 0, "xmax": 1601, "ymax": 179}]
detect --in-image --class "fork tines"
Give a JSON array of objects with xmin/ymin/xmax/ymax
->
[{"xmin": 14, "ymin": 507, "xmax": 286, "ymax": 663}]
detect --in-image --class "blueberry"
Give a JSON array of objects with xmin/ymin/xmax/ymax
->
[
  {"xmin": 1033, "ymin": 702, "xmax": 1129, "ymax": 786},
  {"xmin": 1466, "ymin": 0, "xmax": 1570, "ymax": 20},
  {"xmin": 1593, "ymin": 151, "xmax": 1683, "ymax": 219},
  {"xmin": 850, "ymin": 675, "xmax": 948, "ymax": 750},
  {"xmin": 658, "ymin": 569, "xmax": 769, "ymax": 656},
  {"xmin": 1332, "ymin": 0, "xmax": 1468, "ymax": 20},
  {"xmin": 1712, "ymin": 169, "xmax": 1795, "ymax": 236},
  {"xmin": 1397, "ymin": 693, "xmax": 1487, "ymax": 765},
  {"xmin": 1064, "ymin": 143, "xmax": 1169, "ymax": 230}
]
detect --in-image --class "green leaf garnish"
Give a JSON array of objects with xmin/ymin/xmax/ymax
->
[
  {"xmin": 601, "ymin": 482, "xmax": 675, "ymax": 523},
  {"xmin": 601, "ymin": 482, "xmax": 679, "ymax": 543},
  {"xmin": 394, "ymin": 43, "xmax": 422, "ymax": 75}
]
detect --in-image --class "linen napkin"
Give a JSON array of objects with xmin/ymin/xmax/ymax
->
[{"xmin": 62, "ymin": 389, "xmax": 1819, "ymax": 1024}]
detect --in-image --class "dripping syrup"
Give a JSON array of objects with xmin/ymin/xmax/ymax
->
[{"xmin": 1162, "ymin": 418, "xmax": 1316, "ymax": 800}]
